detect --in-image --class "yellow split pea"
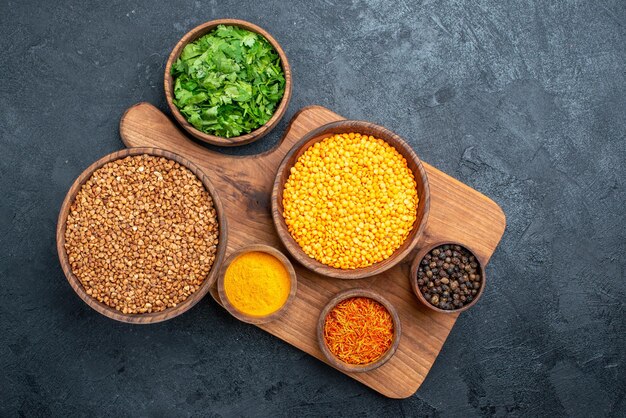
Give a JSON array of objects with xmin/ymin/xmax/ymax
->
[{"xmin": 282, "ymin": 133, "xmax": 418, "ymax": 269}]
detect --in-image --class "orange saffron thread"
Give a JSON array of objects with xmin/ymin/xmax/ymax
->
[{"xmin": 323, "ymin": 297, "xmax": 394, "ymax": 365}]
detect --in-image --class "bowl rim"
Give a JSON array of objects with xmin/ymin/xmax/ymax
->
[
  {"xmin": 164, "ymin": 18, "xmax": 292, "ymax": 147},
  {"xmin": 316, "ymin": 288, "xmax": 402, "ymax": 373},
  {"xmin": 56, "ymin": 147, "xmax": 228, "ymax": 324},
  {"xmin": 410, "ymin": 241, "xmax": 487, "ymax": 314},
  {"xmin": 217, "ymin": 244, "xmax": 298, "ymax": 324},
  {"xmin": 271, "ymin": 119, "xmax": 431, "ymax": 279}
]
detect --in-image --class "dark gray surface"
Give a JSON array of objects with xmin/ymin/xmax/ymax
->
[{"xmin": 1, "ymin": 0, "xmax": 625, "ymax": 416}]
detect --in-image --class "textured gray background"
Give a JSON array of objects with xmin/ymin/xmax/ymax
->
[{"xmin": 1, "ymin": 0, "xmax": 625, "ymax": 416}]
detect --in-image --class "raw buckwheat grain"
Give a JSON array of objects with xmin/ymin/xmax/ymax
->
[{"xmin": 64, "ymin": 154, "xmax": 219, "ymax": 314}]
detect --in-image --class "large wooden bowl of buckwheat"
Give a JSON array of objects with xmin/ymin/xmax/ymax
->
[{"xmin": 56, "ymin": 147, "xmax": 228, "ymax": 324}]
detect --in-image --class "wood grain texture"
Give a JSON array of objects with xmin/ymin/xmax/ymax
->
[
  {"xmin": 271, "ymin": 120, "xmax": 430, "ymax": 279},
  {"xmin": 217, "ymin": 244, "xmax": 297, "ymax": 325},
  {"xmin": 56, "ymin": 147, "xmax": 229, "ymax": 324},
  {"xmin": 164, "ymin": 19, "xmax": 292, "ymax": 147},
  {"xmin": 119, "ymin": 102, "xmax": 506, "ymax": 398},
  {"xmin": 316, "ymin": 288, "xmax": 401, "ymax": 373}
]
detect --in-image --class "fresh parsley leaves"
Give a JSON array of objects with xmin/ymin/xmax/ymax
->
[{"xmin": 171, "ymin": 25, "xmax": 286, "ymax": 138}]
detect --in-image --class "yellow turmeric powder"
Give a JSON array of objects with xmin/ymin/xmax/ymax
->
[{"xmin": 223, "ymin": 251, "xmax": 291, "ymax": 316}]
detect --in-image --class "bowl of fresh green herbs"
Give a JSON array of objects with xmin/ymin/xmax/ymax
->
[{"xmin": 165, "ymin": 19, "xmax": 291, "ymax": 146}]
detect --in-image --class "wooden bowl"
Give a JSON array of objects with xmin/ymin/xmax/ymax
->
[
  {"xmin": 317, "ymin": 288, "xmax": 401, "ymax": 373},
  {"xmin": 410, "ymin": 242, "xmax": 486, "ymax": 314},
  {"xmin": 56, "ymin": 147, "xmax": 228, "ymax": 324},
  {"xmin": 271, "ymin": 120, "xmax": 430, "ymax": 279},
  {"xmin": 217, "ymin": 244, "xmax": 297, "ymax": 324},
  {"xmin": 164, "ymin": 19, "xmax": 292, "ymax": 147}
]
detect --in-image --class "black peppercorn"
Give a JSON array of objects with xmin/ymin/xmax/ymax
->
[{"xmin": 416, "ymin": 244, "xmax": 483, "ymax": 311}]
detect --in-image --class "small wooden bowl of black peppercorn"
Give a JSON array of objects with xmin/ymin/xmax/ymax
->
[{"xmin": 410, "ymin": 243, "xmax": 485, "ymax": 313}]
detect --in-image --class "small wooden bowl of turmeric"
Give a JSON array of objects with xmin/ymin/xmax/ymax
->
[{"xmin": 217, "ymin": 244, "xmax": 297, "ymax": 324}]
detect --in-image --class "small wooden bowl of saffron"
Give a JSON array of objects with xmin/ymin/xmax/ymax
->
[
  {"xmin": 217, "ymin": 244, "xmax": 297, "ymax": 325},
  {"xmin": 316, "ymin": 288, "xmax": 401, "ymax": 373},
  {"xmin": 164, "ymin": 19, "xmax": 292, "ymax": 147}
]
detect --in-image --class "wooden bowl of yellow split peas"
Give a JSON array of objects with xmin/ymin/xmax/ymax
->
[{"xmin": 271, "ymin": 120, "xmax": 430, "ymax": 279}]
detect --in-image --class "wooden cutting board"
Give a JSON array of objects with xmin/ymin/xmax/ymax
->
[{"xmin": 119, "ymin": 103, "xmax": 506, "ymax": 398}]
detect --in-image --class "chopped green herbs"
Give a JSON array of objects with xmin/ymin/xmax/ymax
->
[{"xmin": 171, "ymin": 25, "xmax": 286, "ymax": 138}]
